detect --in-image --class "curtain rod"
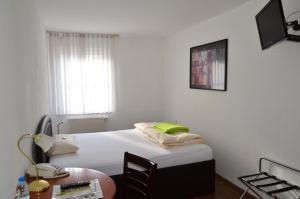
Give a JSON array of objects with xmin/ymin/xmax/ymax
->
[{"xmin": 47, "ymin": 30, "xmax": 119, "ymax": 37}]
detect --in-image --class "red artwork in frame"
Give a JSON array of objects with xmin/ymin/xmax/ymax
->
[{"xmin": 190, "ymin": 39, "xmax": 228, "ymax": 91}]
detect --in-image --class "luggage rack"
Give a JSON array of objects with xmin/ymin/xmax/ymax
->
[{"xmin": 238, "ymin": 158, "xmax": 300, "ymax": 199}]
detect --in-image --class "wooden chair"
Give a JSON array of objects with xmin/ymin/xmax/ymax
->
[{"xmin": 123, "ymin": 152, "xmax": 158, "ymax": 199}]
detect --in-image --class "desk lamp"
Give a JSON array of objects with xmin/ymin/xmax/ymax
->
[{"xmin": 17, "ymin": 133, "xmax": 53, "ymax": 192}]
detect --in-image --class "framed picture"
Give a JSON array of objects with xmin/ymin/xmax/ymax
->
[{"xmin": 190, "ymin": 39, "xmax": 228, "ymax": 91}]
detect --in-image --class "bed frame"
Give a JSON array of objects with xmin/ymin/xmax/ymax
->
[{"xmin": 33, "ymin": 115, "xmax": 215, "ymax": 199}]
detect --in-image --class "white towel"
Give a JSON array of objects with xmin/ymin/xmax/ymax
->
[{"xmin": 134, "ymin": 123, "xmax": 203, "ymax": 147}]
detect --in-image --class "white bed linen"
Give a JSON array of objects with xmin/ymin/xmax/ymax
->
[{"xmin": 50, "ymin": 129, "xmax": 213, "ymax": 176}]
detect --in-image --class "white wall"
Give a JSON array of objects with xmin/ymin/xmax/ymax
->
[
  {"xmin": 53, "ymin": 37, "xmax": 164, "ymax": 134},
  {"xmin": 0, "ymin": 0, "xmax": 48, "ymax": 198},
  {"xmin": 14, "ymin": 0, "xmax": 49, "ymax": 171},
  {"xmin": 163, "ymin": 0, "xmax": 300, "ymax": 193},
  {"xmin": 0, "ymin": 0, "xmax": 20, "ymax": 197},
  {"xmin": 106, "ymin": 37, "xmax": 163, "ymax": 130}
]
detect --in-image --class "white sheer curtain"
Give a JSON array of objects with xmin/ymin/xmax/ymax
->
[{"xmin": 47, "ymin": 32, "xmax": 116, "ymax": 115}]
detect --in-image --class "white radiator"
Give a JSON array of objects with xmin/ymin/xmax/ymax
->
[{"xmin": 52, "ymin": 116, "xmax": 107, "ymax": 134}]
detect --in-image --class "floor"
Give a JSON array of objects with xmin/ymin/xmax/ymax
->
[{"xmin": 192, "ymin": 175, "xmax": 256, "ymax": 199}]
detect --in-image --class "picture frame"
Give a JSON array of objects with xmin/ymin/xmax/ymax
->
[{"xmin": 190, "ymin": 39, "xmax": 228, "ymax": 91}]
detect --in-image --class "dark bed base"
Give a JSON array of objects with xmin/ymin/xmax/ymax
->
[
  {"xmin": 112, "ymin": 159, "xmax": 215, "ymax": 199},
  {"xmin": 33, "ymin": 116, "xmax": 215, "ymax": 199}
]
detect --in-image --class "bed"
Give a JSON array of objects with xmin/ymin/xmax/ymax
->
[{"xmin": 33, "ymin": 116, "xmax": 215, "ymax": 199}]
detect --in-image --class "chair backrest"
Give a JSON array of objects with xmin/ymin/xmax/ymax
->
[{"xmin": 123, "ymin": 152, "xmax": 158, "ymax": 199}]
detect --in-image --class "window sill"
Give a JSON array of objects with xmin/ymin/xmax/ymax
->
[{"xmin": 61, "ymin": 113, "xmax": 111, "ymax": 120}]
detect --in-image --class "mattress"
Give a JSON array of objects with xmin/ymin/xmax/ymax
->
[{"xmin": 50, "ymin": 129, "xmax": 213, "ymax": 176}]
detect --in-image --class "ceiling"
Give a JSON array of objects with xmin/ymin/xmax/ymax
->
[{"xmin": 34, "ymin": 0, "xmax": 251, "ymax": 37}]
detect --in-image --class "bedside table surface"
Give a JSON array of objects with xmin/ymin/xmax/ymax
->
[{"xmin": 29, "ymin": 167, "xmax": 116, "ymax": 199}]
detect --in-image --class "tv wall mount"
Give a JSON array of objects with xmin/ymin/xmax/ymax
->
[
  {"xmin": 287, "ymin": 20, "xmax": 300, "ymax": 31},
  {"xmin": 286, "ymin": 20, "xmax": 300, "ymax": 42}
]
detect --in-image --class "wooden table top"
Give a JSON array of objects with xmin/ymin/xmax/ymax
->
[{"xmin": 29, "ymin": 167, "xmax": 116, "ymax": 199}]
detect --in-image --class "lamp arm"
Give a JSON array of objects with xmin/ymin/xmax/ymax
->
[{"xmin": 17, "ymin": 134, "xmax": 40, "ymax": 181}]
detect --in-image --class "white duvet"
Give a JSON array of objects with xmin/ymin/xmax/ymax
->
[{"xmin": 50, "ymin": 129, "xmax": 213, "ymax": 176}]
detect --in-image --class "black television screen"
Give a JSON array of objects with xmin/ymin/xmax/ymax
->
[{"xmin": 256, "ymin": 0, "xmax": 288, "ymax": 50}]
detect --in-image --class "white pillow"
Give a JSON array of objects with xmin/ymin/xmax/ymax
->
[{"xmin": 47, "ymin": 134, "xmax": 79, "ymax": 156}]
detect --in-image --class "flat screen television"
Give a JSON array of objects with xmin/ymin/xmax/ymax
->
[{"xmin": 256, "ymin": 0, "xmax": 288, "ymax": 50}]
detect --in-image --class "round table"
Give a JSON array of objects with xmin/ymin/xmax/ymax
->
[{"xmin": 29, "ymin": 167, "xmax": 116, "ymax": 199}]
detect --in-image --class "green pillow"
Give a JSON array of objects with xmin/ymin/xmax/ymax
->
[{"xmin": 154, "ymin": 122, "xmax": 189, "ymax": 135}]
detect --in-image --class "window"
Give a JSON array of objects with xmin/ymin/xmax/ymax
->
[{"xmin": 47, "ymin": 32, "xmax": 116, "ymax": 115}]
